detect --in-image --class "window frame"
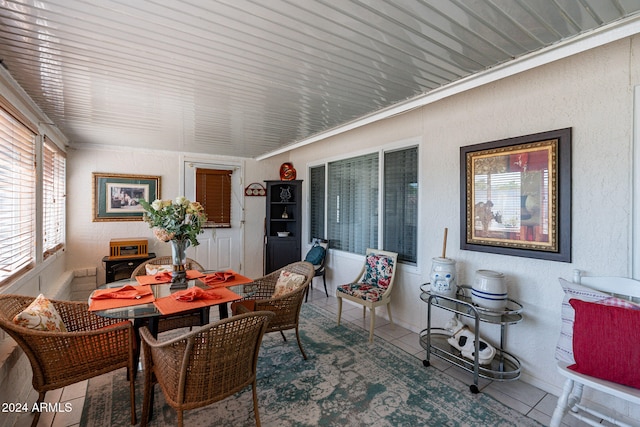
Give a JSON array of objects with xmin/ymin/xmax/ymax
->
[
  {"xmin": 0, "ymin": 94, "xmax": 67, "ymax": 287},
  {"xmin": 0, "ymin": 98, "xmax": 38, "ymax": 285},
  {"xmin": 383, "ymin": 146, "xmax": 418, "ymax": 264},
  {"xmin": 308, "ymin": 141, "xmax": 419, "ymax": 265},
  {"xmin": 42, "ymin": 136, "xmax": 66, "ymax": 258}
]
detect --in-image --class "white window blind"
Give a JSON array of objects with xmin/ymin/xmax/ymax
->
[
  {"xmin": 0, "ymin": 104, "xmax": 36, "ymax": 284},
  {"xmin": 195, "ymin": 168, "xmax": 233, "ymax": 227},
  {"xmin": 310, "ymin": 145, "xmax": 418, "ymax": 262},
  {"xmin": 43, "ymin": 137, "xmax": 66, "ymax": 257},
  {"xmin": 309, "ymin": 165, "xmax": 325, "ymax": 241},
  {"xmin": 327, "ymin": 153, "xmax": 378, "ymax": 254},
  {"xmin": 384, "ymin": 147, "xmax": 418, "ymax": 263}
]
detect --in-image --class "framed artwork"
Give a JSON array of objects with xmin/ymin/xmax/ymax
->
[
  {"xmin": 92, "ymin": 173, "xmax": 160, "ymax": 222},
  {"xmin": 460, "ymin": 128, "xmax": 571, "ymax": 262}
]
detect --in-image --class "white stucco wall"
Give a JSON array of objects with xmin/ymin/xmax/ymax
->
[{"xmin": 289, "ymin": 35, "xmax": 639, "ymax": 417}]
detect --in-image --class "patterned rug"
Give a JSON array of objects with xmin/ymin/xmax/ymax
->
[{"xmin": 81, "ymin": 303, "xmax": 541, "ymax": 426}]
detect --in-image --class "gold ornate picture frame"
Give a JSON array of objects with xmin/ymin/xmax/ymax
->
[
  {"xmin": 92, "ymin": 173, "xmax": 161, "ymax": 222},
  {"xmin": 460, "ymin": 128, "xmax": 571, "ymax": 262}
]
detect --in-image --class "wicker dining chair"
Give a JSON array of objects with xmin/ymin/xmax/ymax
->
[
  {"xmin": 0, "ymin": 294, "xmax": 137, "ymax": 426},
  {"xmin": 232, "ymin": 261, "xmax": 315, "ymax": 359},
  {"xmin": 131, "ymin": 256, "xmax": 207, "ymax": 333},
  {"xmin": 139, "ymin": 311, "xmax": 274, "ymax": 427},
  {"xmin": 130, "ymin": 256, "xmax": 205, "ymax": 277}
]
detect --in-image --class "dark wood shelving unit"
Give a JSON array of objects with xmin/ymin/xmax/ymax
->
[{"xmin": 264, "ymin": 180, "xmax": 302, "ymax": 274}]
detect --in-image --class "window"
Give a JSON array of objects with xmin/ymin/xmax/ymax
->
[
  {"xmin": 195, "ymin": 168, "xmax": 233, "ymax": 227},
  {"xmin": 310, "ymin": 146, "xmax": 418, "ymax": 262},
  {"xmin": 327, "ymin": 153, "xmax": 379, "ymax": 254},
  {"xmin": 308, "ymin": 165, "xmax": 325, "ymax": 241},
  {"xmin": 384, "ymin": 147, "xmax": 418, "ymax": 263},
  {"xmin": 0, "ymin": 102, "xmax": 37, "ymax": 283},
  {"xmin": 43, "ymin": 137, "xmax": 66, "ymax": 257}
]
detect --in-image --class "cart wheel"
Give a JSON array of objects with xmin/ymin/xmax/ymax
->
[
  {"xmin": 422, "ymin": 360, "xmax": 430, "ymax": 367},
  {"xmin": 470, "ymin": 384, "xmax": 479, "ymax": 394}
]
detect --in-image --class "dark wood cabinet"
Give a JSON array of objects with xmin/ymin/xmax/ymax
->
[
  {"xmin": 264, "ymin": 180, "xmax": 302, "ymax": 274},
  {"xmin": 103, "ymin": 253, "xmax": 156, "ymax": 283}
]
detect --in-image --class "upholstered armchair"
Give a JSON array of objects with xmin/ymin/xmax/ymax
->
[
  {"xmin": 0, "ymin": 294, "xmax": 137, "ymax": 426},
  {"xmin": 139, "ymin": 311, "xmax": 274, "ymax": 427},
  {"xmin": 336, "ymin": 248, "xmax": 398, "ymax": 342},
  {"xmin": 232, "ymin": 261, "xmax": 314, "ymax": 359}
]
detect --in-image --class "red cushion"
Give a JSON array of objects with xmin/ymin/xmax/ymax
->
[{"xmin": 568, "ymin": 299, "xmax": 640, "ymax": 389}]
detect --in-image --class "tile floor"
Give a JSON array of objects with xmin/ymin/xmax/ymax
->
[{"xmin": 19, "ymin": 287, "xmax": 601, "ymax": 427}]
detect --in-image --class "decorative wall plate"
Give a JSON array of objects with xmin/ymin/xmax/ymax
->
[{"xmin": 244, "ymin": 182, "xmax": 266, "ymax": 196}]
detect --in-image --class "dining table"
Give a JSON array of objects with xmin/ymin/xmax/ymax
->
[{"xmin": 88, "ymin": 269, "xmax": 257, "ymax": 377}]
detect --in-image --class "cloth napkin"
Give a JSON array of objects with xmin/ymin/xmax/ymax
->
[
  {"xmin": 136, "ymin": 270, "xmax": 205, "ymax": 285},
  {"xmin": 153, "ymin": 286, "xmax": 241, "ymax": 315},
  {"xmin": 172, "ymin": 287, "xmax": 223, "ymax": 302},
  {"xmin": 153, "ymin": 272, "xmax": 173, "ymax": 283},
  {"xmin": 200, "ymin": 271, "xmax": 236, "ymax": 286},
  {"xmin": 186, "ymin": 270, "xmax": 205, "ymax": 279},
  {"xmin": 92, "ymin": 285, "xmax": 153, "ymax": 299}
]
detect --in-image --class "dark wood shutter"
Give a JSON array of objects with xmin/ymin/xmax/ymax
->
[{"xmin": 195, "ymin": 168, "xmax": 233, "ymax": 228}]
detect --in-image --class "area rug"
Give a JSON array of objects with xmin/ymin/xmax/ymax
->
[{"xmin": 81, "ymin": 303, "xmax": 542, "ymax": 426}]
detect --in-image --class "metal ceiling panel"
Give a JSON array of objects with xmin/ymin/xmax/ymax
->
[{"xmin": 0, "ymin": 0, "xmax": 639, "ymax": 158}]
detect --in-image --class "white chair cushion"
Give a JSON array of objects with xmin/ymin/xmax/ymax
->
[
  {"xmin": 145, "ymin": 264, "xmax": 173, "ymax": 275},
  {"xmin": 13, "ymin": 294, "xmax": 67, "ymax": 332},
  {"xmin": 272, "ymin": 270, "xmax": 307, "ymax": 298}
]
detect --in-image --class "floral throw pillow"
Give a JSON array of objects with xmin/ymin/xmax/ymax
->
[
  {"xmin": 361, "ymin": 254, "xmax": 394, "ymax": 289},
  {"xmin": 145, "ymin": 264, "xmax": 173, "ymax": 275},
  {"xmin": 272, "ymin": 271, "xmax": 307, "ymax": 298},
  {"xmin": 13, "ymin": 294, "xmax": 67, "ymax": 332}
]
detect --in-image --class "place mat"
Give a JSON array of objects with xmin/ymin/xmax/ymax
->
[
  {"xmin": 198, "ymin": 270, "xmax": 253, "ymax": 288},
  {"xmin": 135, "ymin": 270, "xmax": 205, "ymax": 285},
  {"xmin": 89, "ymin": 285, "xmax": 154, "ymax": 311},
  {"xmin": 153, "ymin": 286, "xmax": 242, "ymax": 315}
]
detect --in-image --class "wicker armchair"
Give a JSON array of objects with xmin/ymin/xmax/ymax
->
[
  {"xmin": 139, "ymin": 311, "xmax": 274, "ymax": 427},
  {"xmin": 0, "ymin": 294, "xmax": 136, "ymax": 426},
  {"xmin": 232, "ymin": 261, "xmax": 314, "ymax": 359},
  {"xmin": 131, "ymin": 256, "xmax": 207, "ymax": 333}
]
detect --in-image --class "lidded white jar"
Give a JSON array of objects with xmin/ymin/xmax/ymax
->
[
  {"xmin": 430, "ymin": 257, "xmax": 457, "ymax": 298},
  {"xmin": 471, "ymin": 270, "xmax": 507, "ymax": 310}
]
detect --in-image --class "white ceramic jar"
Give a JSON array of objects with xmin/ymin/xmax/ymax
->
[
  {"xmin": 430, "ymin": 257, "xmax": 457, "ymax": 298},
  {"xmin": 471, "ymin": 270, "xmax": 507, "ymax": 310}
]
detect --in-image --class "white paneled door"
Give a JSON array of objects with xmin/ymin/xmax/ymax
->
[{"xmin": 182, "ymin": 158, "xmax": 244, "ymax": 273}]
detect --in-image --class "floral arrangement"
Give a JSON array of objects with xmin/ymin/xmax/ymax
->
[{"xmin": 139, "ymin": 197, "xmax": 207, "ymax": 247}]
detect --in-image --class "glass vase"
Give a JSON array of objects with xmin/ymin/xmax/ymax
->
[{"xmin": 170, "ymin": 239, "xmax": 190, "ymax": 289}]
